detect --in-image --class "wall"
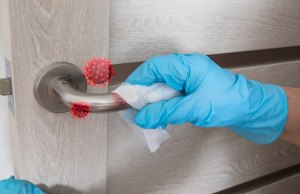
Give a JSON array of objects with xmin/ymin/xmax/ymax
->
[{"xmin": 0, "ymin": 12, "xmax": 13, "ymax": 179}]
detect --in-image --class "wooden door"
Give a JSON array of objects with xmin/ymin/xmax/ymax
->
[
  {"xmin": 1, "ymin": 0, "xmax": 300, "ymax": 194},
  {"xmin": 1, "ymin": 0, "xmax": 109, "ymax": 193}
]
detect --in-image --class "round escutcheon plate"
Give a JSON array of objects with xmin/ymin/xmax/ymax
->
[{"xmin": 33, "ymin": 62, "xmax": 87, "ymax": 113}]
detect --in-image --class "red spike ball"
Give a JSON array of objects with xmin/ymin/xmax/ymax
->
[
  {"xmin": 70, "ymin": 101, "xmax": 91, "ymax": 119},
  {"xmin": 83, "ymin": 57, "xmax": 116, "ymax": 87}
]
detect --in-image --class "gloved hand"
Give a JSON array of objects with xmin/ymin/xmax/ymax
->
[
  {"xmin": 0, "ymin": 176, "xmax": 45, "ymax": 194},
  {"xmin": 126, "ymin": 53, "xmax": 288, "ymax": 144}
]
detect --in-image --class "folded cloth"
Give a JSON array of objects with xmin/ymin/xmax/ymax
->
[{"xmin": 113, "ymin": 83, "xmax": 181, "ymax": 152}]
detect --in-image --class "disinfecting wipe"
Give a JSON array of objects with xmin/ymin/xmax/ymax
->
[{"xmin": 113, "ymin": 83, "xmax": 181, "ymax": 152}]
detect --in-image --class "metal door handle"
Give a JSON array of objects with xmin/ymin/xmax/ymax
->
[{"xmin": 33, "ymin": 62, "xmax": 129, "ymax": 113}]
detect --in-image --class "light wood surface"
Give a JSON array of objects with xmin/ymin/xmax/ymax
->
[
  {"xmin": 5, "ymin": 1, "xmax": 110, "ymax": 193},
  {"xmin": 110, "ymin": 0, "xmax": 300, "ymax": 64},
  {"xmin": 107, "ymin": 60, "xmax": 300, "ymax": 194},
  {"xmin": 246, "ymin": 173, "xmax": 300, "ymax": 194}
]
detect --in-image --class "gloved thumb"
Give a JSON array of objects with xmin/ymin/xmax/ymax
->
[{"xmin": 134, "ymin": 95, "xmax": 196, "ymax": 129}]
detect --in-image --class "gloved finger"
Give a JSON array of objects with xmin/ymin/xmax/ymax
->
[
  {"xmin": 125, "ymin": 53, "xmax": 213, "ymax": 93},
  {"xmin": 125, "ymin": 54, "xmax": 188, "ymax": 91},
  {"xmin": 0, "ymin": 176, "xmax": 45, "ymax": 194},
  {"xmin": 134, "ymin": 95, "xmax": 208, "ymax": 129}
]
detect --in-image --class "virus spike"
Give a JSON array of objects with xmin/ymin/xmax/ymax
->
[
  {"xmin": 70, "ymin": 101, "xmax": 91, "ymax": 119},
  {"xmin": 83, "ymin": 57, "xmax": 116, "ymax": 87}
]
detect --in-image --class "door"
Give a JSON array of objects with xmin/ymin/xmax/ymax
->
[
  {"xmin": 1, "ymin": 0, "xmax": 109, "ymax": 193},
  {"xmin": 1, "ymin": 0, "xmax": 300, "ymax": 194}
]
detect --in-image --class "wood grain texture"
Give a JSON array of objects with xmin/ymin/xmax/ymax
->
[
  {"xmin": 107, "ymin": 60, "xmax": 300, "ymax": 194},
  {"xmin": 7, "ymin": 1, "xmax": 110, "ymax": 193},
  {"xmin": 109, "ymin": 0, "xmax": 300, "ymax": 64},
  {"xmin": 246, "ymin": 173, "xmax": 300, "ymax": 194}
]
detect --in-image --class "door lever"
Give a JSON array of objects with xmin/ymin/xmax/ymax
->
[{"xmin": 33, "ymin": 62, "xmax": 129, "ymax": 113}]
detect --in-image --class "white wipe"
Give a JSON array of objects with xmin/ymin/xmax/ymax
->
[{"xmin": 113, "ymin": 83, "xmax": 181, "ymax": 152}]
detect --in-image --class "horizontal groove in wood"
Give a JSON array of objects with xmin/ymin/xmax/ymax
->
[
  {"xmin": 215, "ymin": 164, "xmax": 300, "ymax": 194},
  {"xmin": 246, "ymin": 173, "xmax": 300, "ymax": 194},
  {"xmin": 110, "ymin": 46, "xmax": 300, "ymax": 88}
]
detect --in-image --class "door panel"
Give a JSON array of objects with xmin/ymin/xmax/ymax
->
[
  {"xmin": 107, "ymin": 60, "xmax": 300, "ymax": 194},
  {"xmin": 3, "ymin": 1, "xmax": 109, "ymax": 193},
  {"xmin": 110, "ymin": 0, "xmax": 300, "ymax": 64}
]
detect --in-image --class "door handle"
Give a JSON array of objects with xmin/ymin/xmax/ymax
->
[{"xmin": 33, "ymin": 62, "xmax": 129, "ymax": 113}]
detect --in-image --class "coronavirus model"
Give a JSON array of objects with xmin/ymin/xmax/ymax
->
[
  {"xmin": 69, "ymin": 57, "xmax": 116, "ymax": 119},
  {"xmin": 83, "ymin": 57, "xmax": 116, "ymax": 87},
  {"xmin": 70, "ymin": 101, "xmax": 91, "ymax": 119}
]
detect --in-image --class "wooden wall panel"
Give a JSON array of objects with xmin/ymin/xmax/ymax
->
[
  {"xmin": 6, "ymin": 1, "xmax": 110, "ymax": 193},
  {"xmin": 107, "ymin": 60, "xmax": 300, "ymax": 194},
  {"xmin": 110, "ymin": 0, "xmax": 300, "ymax": 64}
]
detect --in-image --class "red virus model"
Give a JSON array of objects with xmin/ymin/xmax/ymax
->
[
  {"xmin": 70, "ymin": 57, "xmax": 115, "ymax": 119},
  {"xmin": 83, "ymin": 57, "xmax": 116, "ymax": 87},
  {"xmin": 70, "ymin": 101, "xmax": 91, "ymax": 119}
]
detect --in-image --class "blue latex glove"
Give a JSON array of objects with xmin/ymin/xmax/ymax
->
[
  {"xmin": 126, "ymin": 53, "xmax": 288, "ymax": 144},
  {"xmin": 0, "ymin": 176, "xmax": 45, "ymax": 194}
]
